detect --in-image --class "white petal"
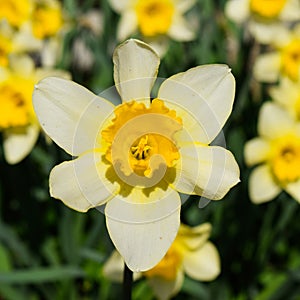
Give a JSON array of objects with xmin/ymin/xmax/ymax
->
[
  {"xmin": 113, "ymin": 39, "xmax": 160, "ymax": 103},
  {"xmin": 183, "ymin": 241, "xmax": 220, "ymax": 281},
  {"xmin": 102, "ymin": 250, "xmax": 124, "ymax": 282},
  {"xmin": 253, "ymin": 53, "xmax": 281, "ymax": 83},
  {"xmin": 13, "ymin": 22, "xmax": 43, "ymax": 53},
  {"xmin": 248, "ymin": 21, "xmax": 290, "ymax": 45},
  {"xmin": 178, "ymin": 223, "xmax": 211, "ymax": 249},
  {"xmin": 172, "ymin": 144, "xmax": 240, "ymax": 200},
  {"xmin": 33, "ymin": 77, "xmax": 115, "ymax": 156},
  {"xmin": 117, "ymin": 10, "xmax": 138, "ymax": 41},
  {"xmin": 158, "ymin": 65, "xmax": 235, "ymax": 144},
  {"xmin": 146, "ymin": 37, "xmax": 169, "ymax": 58},
  {"xmin": 269, "ymin": 76, "xmax": 296, "ymax": 105},
  {"xmin": 108, "ymin": 0, "xmax": 130, "ymax": 13},
  {"xmin": 248, "ymin": 164, "xmax": 281, "ymax": 204},
  {"xmin": 167, "ymin": 14, "xmax": 195, "ymax": 41},
  {"xmin": 285, "ymin": 180, "xmax": 300, "ymax": 203},
  {"xmin": 258, "ymin": 102, "xmax": 294, "ymax": 139},
  {"xmin": 105, "ymin": 188, "xmax": 181, "ymax": 272},
  {"xmin": 224, "ymin": 0, "xmax": 250, "ymax": 23},
  {"xmin": 280, "ymin": 0, "xmax": 300, "ymax": 21},
  {"xmin": 50, "ymin": 152, "xmax": 118, "ymax": 212},
  {"xmin": 3, "ymin": 124, "xmax": 39, "ymax": 164},
  {"xmin": 244, "ymin": 137, "xmax": 270, "ymax": 166},
  {"xmin": 10, "ymin": 55, "xmax": 34, "ymax": 77},
  {"xmin": 102, "ymin": 250, "xmax": 142, "ymax": 282},
  {"xmin": 147, "ymin": 269, "xmax": 184, "ymax": 300},
  {"xmin": 174, "ymin": 0, "xmax": 196, "ymax": 13}
]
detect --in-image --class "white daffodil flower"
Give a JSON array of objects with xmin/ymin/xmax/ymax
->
[
  {"xmin": 225, "ymin": 0, "xmax": 300, "ymax": 44},
  {"xmin": 103, "ymin": 223, "xmax": 220, "ymax": 300},
  {"xmin": 0, "ymin": 55, "xmax": 69, "ymax": 164},
  {"xmin": 245, "ymin": 102, "xmax": 300, "ymax": 204},
  {"xmin": 32, "ymin": 39, "xmax": 239, "ymax": 272},
  {"xmin": 108, "ymin": 0, "xmax": 196, "ymax": 55},
  {"xmin": 253, "ymin": 25, "xmax": 300, "ymax": 83}
]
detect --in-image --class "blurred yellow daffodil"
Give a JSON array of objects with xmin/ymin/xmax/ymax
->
[
  {"xmin": 103, "ymin": 222, "xmax": 220, "ymax": 300},
  {"xmin": 31, "ymin": 0, "xmax": 63, "ymax": 39},
  {"xmin": 108, "ymin": 0, "xmax": 196, "ymax": 55},
  {"xmin": 32, "ymin": 39, "xmax": 239, "ymax": 272},
  {"xmin": 0, "ymin": 55, "xmax": 69, "ymax": 164},
  {"xmin": 253, "ymin": 25, "xmax": 300, "ymax": 82},
  {"xmin": 225, "ymin": 0, "xmax": 300, "ymax": 44},
  {"xmin": 245, "ymin": 102, "xmax": 300, "ymax": 204},
  {"xmin": 0, "ymin": 0, "xmax": 33, "ymax": 28}
]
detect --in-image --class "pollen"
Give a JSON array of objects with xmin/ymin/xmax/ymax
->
[
  {"xmin": 250, "ymin": 0, "xmax": 287, "ymax": 18},
  {"xmin": 135, "ymin": 0, "xmax": 174, "ymax": 36}
]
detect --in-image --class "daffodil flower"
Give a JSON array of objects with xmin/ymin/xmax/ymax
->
[
  {"xmin": 32, "ymin": 39, "xmax": 239, "ymax": 271},
  {"xmin": 108, "ymin": 0, "xmax": 196, "ymax": 55},
  {"xmin": 225, "ymin": 0, "xmax": 300, "ymax": 44},
  {"xmin": 0, "ymin": 0, "xmax": 33, "ymax": 29},
  {"xmin": 245, "ymin": 102, "xmax": 300, "ymax": 204},
  {"xmin": 253, "ymin": 24, "xmax": 300, "ymax": 83},
  {"xmin": 31, "ymin": 0, "xmax": 63, "ymax": 39},
  {"xmin": 0, "ymin": 55, "xmax": 69, "ymax": 164},
  {"xmin": 0, "ymin": 22, "xmax": 42, "ymax": 67},
  {"xmin": 269, "ymin": 76, "xmax": 300, "ymax": 120},
  {"xmin": 103, "ymin": 222, "xmax": 220, "ymax": 300}
]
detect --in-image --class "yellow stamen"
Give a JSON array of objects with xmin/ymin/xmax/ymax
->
[
  {"xmin": 131, "ymin": 135, "xmax": 152, "ymax": 160},
  {"xmin": 250, "ymin": 0, "xmax": 287, "ymax": 18},
  {"xmin": 135, "ymin": 0, "xmax": 174, "ymax": 36}
]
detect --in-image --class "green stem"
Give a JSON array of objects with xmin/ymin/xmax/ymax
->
[{"xmin": 123, "ymin": 263, "xmax": 133, "ymax": 300}]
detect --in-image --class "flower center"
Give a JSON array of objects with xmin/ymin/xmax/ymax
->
[
  {"xmin": 281, "ymin": 39, "xmax": 300, "ymax": 81},
  {"xmin": 101, "ymin": 99, "xmax": 182, "ymax": 180},
  {"xmin": 270, "ymin": 135, "xmax": 300, "ymax": 183},
  {"xmin": 131, "ymin": 135, "xmax": 152, "ymax": 160},
  {"xmin": 0, "ymin": 0, "xmax": 32, "ymax": 28},
  {"xmin": 32, "ymin": 2, "xmax": 63, "ymax": 39},
  {"xmin": 250, "ymin": 0, "xmax": 286, "ymax": 18},
  {"xmin": 135, "ymin": 0, "xmax": 174, "ymax": 37},
  {"xmin": 143, "ymin": 244, "xmax": 182, "ymax": 280},
  {"xmin": 0, "ymin": 76, "xmax": 35, "ymax": 129}
]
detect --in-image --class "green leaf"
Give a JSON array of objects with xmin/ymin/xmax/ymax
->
[
  {"xmin": 0, "ymin": 244, "xmax": 12, "ymax": 272},
  {"xmin": 0, "ymin": 266, "xmax": 85, "ymax": 284}
]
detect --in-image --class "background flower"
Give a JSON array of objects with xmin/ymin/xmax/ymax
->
[
  {"xmin": 225, "ymin": 0, "xmax": 300, "ymax": 44},
  {"xmin": 108, "ymin": 0, "xmax": 196, "ymax": 55},
  {"xmin": 245, "ymin": 102, "xmax": 300, "ymax": 203},
  {"xmin": 103, "ymin": 222, "xmax": 220, "ymax": 300}
]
